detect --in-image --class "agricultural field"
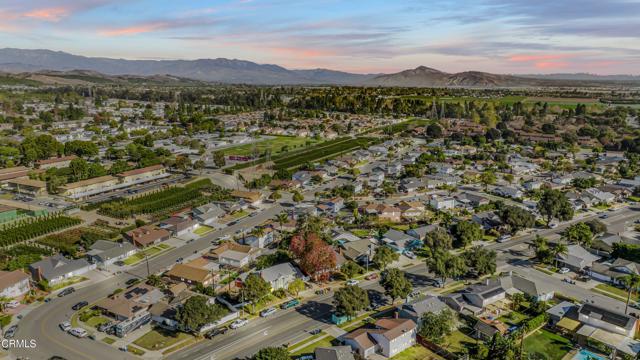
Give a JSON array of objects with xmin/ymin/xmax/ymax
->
[
  {"xmin": 97, "ymin": 179, "xmax": 229, "ymax": 218},
  {"xmin": 221, "ymin": 136, "xmax": 318, "ymax": 157},
  {"xmin": 37, "ymin": 226, "xmax": 119, "ymax": 257},
  {"xmin": 0, "ymin": 245, "xmax": 53, "ymax": 271},
  {"xmin": 273, "ymin": 137, "xmax": 376, "ymax": 170},
  {"xmin": 0, "ymin": 215, "xmax": 82, "ymax": 247}
]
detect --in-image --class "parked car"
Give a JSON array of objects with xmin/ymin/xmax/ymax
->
[
  {"xmin": 97, "ymin": 322, "xmax": 113, "ymax": 332},
  {"xmin": 559, "ymin": 267, "xmax": 571, "ymax": 274},
  {"xmin": 4, "ymin": 325, "xmax": 17, "ymax": 339},
  {"xmin": 205, "ymin": 326, "xmax": 229, "ymax": 339},
  {"xmin": 69, "ymin": 328, "xmax": 88, "ymax": 338},
  {"xmin": 309, "ymin": 328, "xmax": 321, "ymax": 335},
  {"xmin": 5, "ymin": 300, "xmax": 20, "ymax": 309},
  {"xmin": 125, "ymin": 278, "xmax": 139, "ymax": 286},
  {"xmin": 497, "ymin": 235, "xmax": 511, "ymax": 243},
  {"xmin": 403, "ymin": 250, "xmax": 416, "ymax": 259},
  {"xmin": 58, "ymin": 287, "xmax": 75, "ymax": 297},
  {"xmin": 260, "ymin": 307, "xmax": 277, "ymax": 317},
  {"xmin": 280, "ymin": 299, "xmax": 300, "ymax": 309},
  {"xmin": 346, "ymin": 279, "xmax": 359, "ymax": 286},
  {"xmin": 219, "ymin": 234, "xmax": 231, "ymax": 241},
  {"xmin": 599, "ymin": 214, "xmax": 609, "ymax": 219},
  {"xmin": 230, "ymin": 319, "xmax": 248, "ymax": 329},
  {"xmin": 365, "ymin": 273, "xmax": 378, "ymax": 280},
  {"xmin": 72, "ymin": 301, "xmax": 88, "ymax": 310}
]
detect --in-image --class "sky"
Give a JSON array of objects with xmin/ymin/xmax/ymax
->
[{"xmin": 0, "ymin": 0, "xmax": 639, "ymax": 74}]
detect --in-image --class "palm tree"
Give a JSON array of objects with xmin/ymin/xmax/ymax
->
[
  {"xmin": 551, "ymin": 240, "xmax": 568, "ymax": 269},
  {"xmin": 621, "ymin": 274, "xmax": 640, "ymax": 314},
  {"xmin": 275, "ymin": 212, "xmax": 288, "ymax": 234},
  {"xmin": 251, "ymin": 227, "xmax": 265, "ymax": 239}
]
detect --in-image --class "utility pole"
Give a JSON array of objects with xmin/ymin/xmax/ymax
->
[{"xmin": 145, "ymin": 253, "xmax": 150, "ymax": 277}]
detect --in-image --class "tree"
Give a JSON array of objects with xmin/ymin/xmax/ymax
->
[
  {"xmin": 463, "ymin": 246, "xmax": 496, "ymax": 276},
  {"xmin": 537, "ymin": 189, "xmax": 574, "ymax": 226},
  {"xmin": 64, "ymin": 140, "xmax": 99, "ymax": 157},
  {"xmin": 213, "ymin": 151, "xmax": 226, "ymax": 168},
  {"xmin": 484, "ymin": 333, "xmax": 516, "ymax": 360},
  {"xmin": 424, "ymin": 227, "xmax": 453, "ymax": 251},
  {"xmin": 242, "ymin": 274, "xmax": 271, "ymax": 312},
  {"xmin": 372, "ymin": 245, "xmax": 399, "ymax": 270},
  {"xmin": 586, "ymin": 219, "xmax": 607, "ymax": 235},
  {"xmin": 551, "ymin": 240, "xmax": 569, "ymax": 268},
  {"xmin": 426, "ymin": 250, "xmax": 467, "ymax": 285},
  {"xmin": 175, "ymin": 295, "xmax": 227, "ymax": 332},
  {"xmin": 380, "ymin": 268, "xmax": 413, "ymax": 303},
  {"xmin": 503, "ymin": 173, "xmax": 514, "ymax": 184},
  {"xmin": 289, "ymin": 233, "xmax": 336, "ymax": 281},
  {"xmin": 253, "ymin": 347, "xmax": 289, "ymax": 360},
  {"xmin": 531, "ymin": 235, "xmax": 552, "ymax": 264},
  {"xmin": 451, "ymin": 221, "xmax": 483, "ymax": 248},
  {"xmin": 511, "ymin": 293, "xmax": 525, "ymax": 311},
  {"xmin": 333, "ymin": 285, "xmax": 369, "ymax": 318},
  {"xmin": 193, "ymin": 160, "xmax": 205, "ymax": 174},
  {"xmin": 563, "ymin": 222, "xmax": 593, "ymax": 246},
  {"xmin": 426, "ymin": 124, "xmax": 443, "ymax": 138},
  {"xmin": 499, "ymin": 205, "xmax": 535, "ymax": 234},
  {"xmin": 292, "ymin": 191, "xmax": 304, "ymax": 203},
  {"xmin": 479, "ymin": 170, "xmax": 497, "ymax": 190},
  {"xmin": 69, "ymin": 158, "xmax": 90, "ymax": 182},
  {"xmin": 620, "ymin": 274, "xmax": 640, "ymax": 314},
  {"xmin": 287, "ymin": 278, "xmax": 305, "ymax": 296},
  {"xmin": 269, "ymin": 190, "xmax": 282, "ymax": 202},
  {"xmin": 275, "ymin": 212, "xmax": 288, "ymax": 234},
  {"xmin": 419, "ymin": 309, "xmax": 455, "ymax": 344},
  {"xmin": 342, "ymin": 260, "xmax": 364, "ymax": 279},
  {"xmin": 46, "ymin": 175, "xmax": 66, "ymax": 194}
]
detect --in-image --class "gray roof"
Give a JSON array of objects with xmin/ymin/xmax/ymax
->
[
  {"xmin": 87, "ymin": 240, "xmax": 136, "ymax": 262},
  {"xmin": 501, "ymin": 275, "xmax": 554, "ymax": 297},
  {"xmin": 30, "ymin": 254, "xmax": 92, "ymax": 280},
  {"xmin": 383, "ymin": 229, "xmax": 416, "ymax": 243},
  {"xmin": 315, "ymin": 346, "xmax": 355, "ymax": 360},
  {"xmin": 407, "ymin": 225, "xmax": 440, "ymax": 239},
  {"xmin": 557, "ymin": 245, "xmax": 601, "ymax": 268},
  {"xmin": 402, "ymin": 296, "xmax": 448, "ymax": 317},
  {"xmin": 258, "ymin": 262, "xmax": 301, "ymax": 283},
  {"xmin": 546, "ymin": 301, "xmax": 576, "ymax": 319}
]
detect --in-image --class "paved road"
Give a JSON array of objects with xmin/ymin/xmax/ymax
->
[{"xmin": 13, "ymin": 193, "xmax": 640, "ymax": 359}]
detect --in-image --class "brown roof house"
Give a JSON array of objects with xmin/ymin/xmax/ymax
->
[
  {"xmin": 0, "ymin": 270, "xmax": 30, "ymax": 299},
  {"xmin": 343, "ymin": 318, "xmax": 417, "ymax": 358},
  {"xmin": 210, "ymin": 243, "xmax": 260, "ymax": 268},
  {"xmin": 125, "ymin": 225, "xmax": 171, "ymax": 248},
  {"xmin": 166, "ymin": 263, "xmax": 218, "ymax": 287},
  {"xmin": 159, "ymin": 216, "xmax": 199, "ymax": 237}
]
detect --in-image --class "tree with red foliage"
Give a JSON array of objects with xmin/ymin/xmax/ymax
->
[{"xmin": 289, "ymin": 232, "xmax": 336, "ymax": 282}]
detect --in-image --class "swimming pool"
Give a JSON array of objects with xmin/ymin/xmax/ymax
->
[{"xmin": 572, "ymin": 349, "xmax": 607, "ymax": 360}]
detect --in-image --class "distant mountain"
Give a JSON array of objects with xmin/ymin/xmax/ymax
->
[
  {"xmin": 518, "ymin": 73, "xmax": 640, "ymax": 81},
  {"xmin": 0, "ymin": 48, "xmax": 638, "ymax": 87},
  {"xmin": 0, "ymin": 48, "xmax": 374, "ymax": 85},
  {"xmin": 364, "ymin": 66, "xmax": 537, "ymax": 87}
]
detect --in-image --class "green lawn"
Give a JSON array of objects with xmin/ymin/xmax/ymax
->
[
  {"xmin": 102, "ymin": 337, "xmax": 116, "ymax": 344},
  {"xmin": 593, "ymin": 283, "xmax": 638, "ymax": 302},
  {"xmin": 194, "ymin": 225, "xmax": 214, "ymax": 236},
  {"xmin": 222, "ymin": 136, "xmax": 318, "ymax": 156},
  {"xmin": 126, "ymin": 345, "xmax": 145, "ymax": 356},
  {"xmin": 133, "ymin": 328, "xmax": 192, "ymax": 351},
  {"xmin": 523, "ymin": 329, "xmax": 572, "ymax": 360},
  {"xmin": 50, "ymin": 276, "xmax": 88, "ymax": 291},
  {"xmin": 123, "ymin": 244, "xmax": 173, "ymax": 265},
  {"xmin": 85, "ymin": 315, "xmax": 110, "ymax": 328},
  {"xmin": 393, "ymin": 345, "xmax": 444, "ymax": 360},
  {"xmin": 498, "ymin": 311, "xmax": 530, "ymax": 326},
  {"xmin": 351, "ymin": 229, "xmax": 371, "ymax": 238},
  {"xmin": 442, "ymin": 330, "xmax": 476, "ymax": 355},
  {"xmin": 291, "ymin": 335, "xmax": 336, "ymax": 356}
]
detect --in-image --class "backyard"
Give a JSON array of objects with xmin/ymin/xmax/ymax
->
[
  {"xmin": 392, "ymin": 345, "xmax": 445, "ymax": 360},
  {"xmin": 523, "ymin": 329, "xmax": 573, "ymax": 360}
]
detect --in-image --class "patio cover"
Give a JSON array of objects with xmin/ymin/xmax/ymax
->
[{"xmin": 556, "ymin": 317, "xmax": 581, "ymax": 331}]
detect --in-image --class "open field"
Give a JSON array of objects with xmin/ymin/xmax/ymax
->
[
  {"xmin": 273, "ymin": 137, "xmax": 375, "ymax": 170},
  {"xmin": 221, "ymin": 136, "xmax": 318, "ymax": 156},
  {"xmin": 523, "ymin": 329, "xmax": 572, "ymax": 360}
]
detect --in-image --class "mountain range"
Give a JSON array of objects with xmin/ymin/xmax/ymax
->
[{"xmin": 0, "ymin": 48, "xmax": 638, "ymax": 87}]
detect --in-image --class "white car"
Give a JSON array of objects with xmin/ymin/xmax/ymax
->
[
  {"xmin": 559, "ymin": 267, "xmax": 571, "ymax": 274},
  {"xmin": 219, "ymin": 234, "xmax": 231, "ymax": 241},
  {"xmin": 497, "ymin": 235, "xmax": 511, "ymax": 243},
  {"xmin": 260, "ymin": 307, "xmax": 277, "ymax": 317},
  {"xmin": 69, "ymin": 328, "xmax": 88, "ymax": 338},
  {"xmin": 404, "ymin": 251, "xmax": 416, "ymax": 259},
  {"xmin": 230, "ymin": 319, "xmax": 248, "ymax": 329},
  {"xmin": 346, "ymin": 279, "xmax": 359, "ymax": 286},
  {"xmin": 59, "ymin": 321, "xmax": 71, "ymax": 332},
  {"xmin": 5, "ymin": 300, "xmax": 20, "ymax": 309}
]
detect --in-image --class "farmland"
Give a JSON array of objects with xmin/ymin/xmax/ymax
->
[
  {"xmin": 0, "ymin": 215, "xmax": 82, "ymax": 247},
  {"xmin": 221, "ymin": 136, "xmax": 319, "ymax": 157},
  {"xmin": 272, "ymin": 137, "xmax": 376, "ymax": 170}
]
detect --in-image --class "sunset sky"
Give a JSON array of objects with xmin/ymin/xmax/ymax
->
[{"xmin": 1, "ymin": 0, "xmax": 639, "ymax": 74}]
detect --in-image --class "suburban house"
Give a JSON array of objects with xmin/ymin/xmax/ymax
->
[
  {"xmin": 210, "ymin": 243, "xmax": 260, "ymax": 268},
  {"xmin": 29, "ymin": 254, "xmax": 96, "ymax": 285},
  {"xmin": 590, "ymin": 258, "xmax": 640, "ymax": 285},
  {"xmin": 578, "ymin": 303, "xmax": 637, "ymax": 337},
  {"xmin": 428, "ymin": 195, "xmax": 456, "ymax": 210},
  {"xmin": 240, "ymin": 227, "xmax": 275, "ymax": 248},
  {"xmin": 192, "ymin": 203, "xmax": 226, "ymax": 225},
  {"xmin": 473, "ymin": 317, "xmax": 508, "ymax": 340},
  {"xmin": 407, "ymin": 224, "xmax": 440, "ymax": 241},
  {"xmin": 501, "ymin": 274, "xmax": 555, "ymax": 302},
  {"xmin": 381, "ymin": 229, "xmax": 419, "ymax": 253},
  {"xmin": 343, "ymin": 318, "xmax": 417, "ymax": 358},
  {"xmin": 242, "ymin": 262, "xmax": 302, "ymax": 290},
  {"xmin": 166, "ymin": 263, "xmax": 217, "ymax": 286},
  {"xmin": 125, "ymin": 225, "xmax": 171, "ymax": 248},
  {"xmin": 0, "ymin": 270, "xmax": 30, "ymax": 299},
  {"xmin": 35, "ymin": 155, "xmax": 77, "ymax": 169},
  {"xmin": 340, "ymin": 239, "xmax": 376, "ymax": 263},
  {"xmin": 159, "ymin": 216, "xmax": 199, "ymax": 237},
  {"xmin": 494, "ymin": 186, "xmax": 524, "ymax": 199},
  {"xmin": 556, "ymin": 244, "xmax": 601, "ymax": 271},
  {"xmin": 94, "ymin": 284, "xmax": 163, "ymax": 337},
  {"xmin": 472, "ymin": 211, "xmax": 503, "ymax": 230},
  {"xmin": 399, "ymin": 296, "xmax": 448, "ymax": 324},
  {"xmin": 230, "ymin": 190, "xmax": 263, "ymax": 206},
  {"xmin": 315, "ymin": 346, "xmax": 355, "ymax": 360},
  {"xmin": 441, "ymin": 279, "xmax": 506, "ymax": 315},
  {"xmin": 87, "ymin": 240, "xmax": 138, "ymax": 267}
]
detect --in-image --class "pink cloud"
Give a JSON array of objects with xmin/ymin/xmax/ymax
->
[
  {"xmin": 271, "ymin": 47, "xmax": 336, "ymax": 58},
  {"xmin": 24, "ymin": 7, "xmax": 69, "ymax": 21},
  {"xmin": 534, "ymin": 61, "xmax": 570, "ymax": 69},
  {"xmin": 100, "ymin": 23, "xmax": 165, "ymax": 36},
  {"xmin": 508, "ymin": 54, "xmax": 572, "ymax": 62}
]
